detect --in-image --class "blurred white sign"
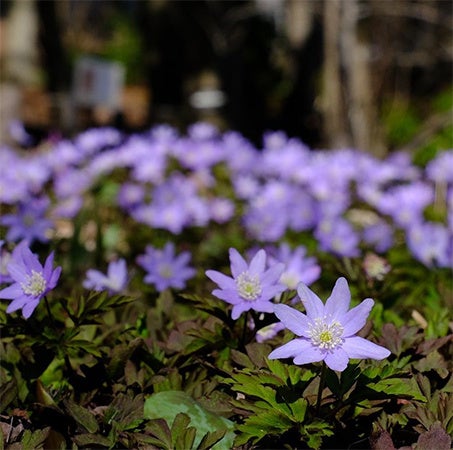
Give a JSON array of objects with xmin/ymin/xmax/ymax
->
[{"xmin": 73, "ymin": 56, "xmax": 125, "ymax": 109}]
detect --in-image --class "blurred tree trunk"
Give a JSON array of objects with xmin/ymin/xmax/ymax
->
[
  {"xmin": 35, "ymin": 0, "xmax": 71, "ymax": 131},
  {"xmin": 322, "ymin": 0, "xmax": 385, "ymax": 155},
  {"xmin": 322, "ymin": 0, "xmax": 348, "ymax": 148},
  {"xmin": 340, "ymin": 0, "xmax": 384, "ymax": 156},
  {"xmin": 35, "ymin": 0, "xmax": 70, "ymax": 93}
]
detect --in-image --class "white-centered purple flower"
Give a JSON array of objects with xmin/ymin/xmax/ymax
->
[
  {"xmin": 268, "ymin": 277, "xmax": 391, "ymax": 372},
  {"xmin": 0, "ymin": 243, "xmax": 61, "ymax": 319},
  {"xmin": 83, "ymin": 259, "xmax": 128, "ymax": 294},
  {"xmin": 206, "ymin": 248, "xmax": 286, "ymax": 320},
  {"xmin": 268, "ymin": 243, "xmax": 321, "ymax": 291},
  {"xmin": 1, "ymin": 196, "xmax": 53, "ymax": 244},
  {"xmin": 137, "ymin": 242, "xmax": 196, "ymax": 292}
]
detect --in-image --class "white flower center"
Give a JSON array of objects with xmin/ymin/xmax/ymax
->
[
  {"xmin": 21, "ymin": 270, "xmax": 46, "ymax": 297},
  {"xmin": 236, "ymin": 272, "xmax": 262, "ymax": 301},
  {"xmin": 158, "ymin": 263, "xmax": 173, "ymax": 279},
  {"xmin": 309, "ymin": 317, "xmax": 344, "ymax": 350}
]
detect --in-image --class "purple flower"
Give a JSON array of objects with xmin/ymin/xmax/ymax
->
[
  {"xmin": 377, "ymin": 182, "xmax": 433, "ymax": 229},
  {"xmin": 0, "ymin": 243, "xmax": 61, "ymax": 318},
  {"xmin": 206, "ymin": 248, "xmax": 286, "ymax": 320},
  {"xmin": 137, "ymin": 242, "xmax": 196, "ymax": 292},
  {"xmin": 268, "ymin": 277, "xmax": 391, "ymax": 371},
  {"xmin": 256, "ymin": 321, "xmax": 286, "ymax": 343},
  {"xmin": 1, "ymin": 196, "xmax": 53, "ymax": 244},
  {"xmin": 426, "ymin": 150, "xmax": 453, "ymax": 183},
  {"xmin": 117, "ymin": 183, "xmax": 146, "ymax": 211},
  {"xmin": 406, "ymin": 221, "xmax": 452, "ymax": 268},
  {"xmin": 83, "ymin": 259, "xmax": 128, "ymax": 294},
  {"xmin": 314, "ymin": 217, "xmax": 360, "ymax": 258},
  {"xmin": 268, "ymin": 243, "xmax": 321, "ymax": 290},
  {"xmin": 0, "ymin": 241, "xmax": 13, "ymax": 284}
]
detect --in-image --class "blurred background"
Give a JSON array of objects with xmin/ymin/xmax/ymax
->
[{"xmin": 0, "ymin": 0, "xmax": 451, "ymax": 158}]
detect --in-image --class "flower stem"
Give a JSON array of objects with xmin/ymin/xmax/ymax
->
[
  {"xmin": 44, "ymin": 296, "xmax": 56, "ymax": 328},
  {"xmin": 316, "ymin": 361, "xmax": 327, "ymax": 416},
  {"xmin": 240, "ymin": 311, "xmax": 249, "ymax": 348}
]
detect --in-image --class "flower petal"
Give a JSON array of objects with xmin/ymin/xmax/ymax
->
[
  {"xmin": 269, "ymin": 337, "xmax": 308, "ymax": 360},
  {"xmin": 342, "ymin": 298, "xmax": 374, "ymax": 337},
  {"xmin": 211, "ymin": 288, "xmax": 240, "ymax": 304},
  {"xmin": 249, "ymin": 249, "xmax": 266, "ymax": 275},
  {"xmin": 0, "ymin": 283, "xmax": 24, "ymax": 299},
  {"xmin": 205, "ymin": 270, "xmax": 236, "ymax": 290},
  {"xmin": 6, "ymin": 261, "xmax": 27, "ymax": 283},
  {"xmin": 273, "ymin": 304, "xmax": 311, "ymax": 337},
  {"xmin": 22, "ymin": 299, "xmax": 40, "ymax": 319},
  {"xmin": 21, "ymin": 246, "xmax": 42, "ymax": 273},
  {"xmin": 251, "ymin": 299, "xmax": 275, "ymax": 314},
  {"xmin": 229, "ymin": 248, "xmax": 248, "ymax": 279},
  {"xmin": 6, "ymin": 295, "xmax": 29, "ymax": 313},
  {"xmin": 43, "ymin": 251, "xmax": 55, "ymax": 279},
  {"xmin": 297, "ymin": 282, "xmax": 325, "ymax": 319},
  {"xmin": 324, "ymin": 277, "xmax": 350, "ymax": 320},
  {"xmin": 261, "ymin": 262, "xmax": 285, "ymax": 286},
  {"xmin": 48, "ymin": 267, "xmax": 62, "ymax": 290},
  {"xmin": 231, "ymin": 302, "xmax": 251, "ymax": 320},
  {"xmin": 293, "ymin": 342, "xmax": 325, "ymax": 365},
  {"xmin": 324, "ymin": 348, "xmax": 349, "ymax": 371},
  {"xmin": 342, "ymin": 336, "xmax": 391, "ymax": 360}
]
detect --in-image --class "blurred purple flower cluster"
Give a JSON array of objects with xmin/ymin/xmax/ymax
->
[{"xmin": 0, "ymin": 123, "xmax": 452, "ymax": 269}]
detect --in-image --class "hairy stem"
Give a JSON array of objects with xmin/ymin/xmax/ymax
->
[{"xmin": 316, "ymin": 361, "xmax": 328, "ymax": 415}]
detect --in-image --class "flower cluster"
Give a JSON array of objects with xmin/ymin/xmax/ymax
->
[{"xmin": 0, "ymin": 124, "xmax": 451, "ymax": 268}]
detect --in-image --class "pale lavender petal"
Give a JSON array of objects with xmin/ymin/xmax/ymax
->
[
  {"xmin": 229, "ymin": 248, "xmax": 248, "ymax": 278},
  {"xmin": 297, "ymin": 282, "xmax": 325, "ymax": 319},
  {"xmin": 342, "ymin": 298, "xmax": 374, "ymax": 337},
  {"xmin": 259, "ymin": 284, "xmax": 286, "ymax": 302},
  {"xmin": 273, "ymin": 304, "xmax": 311, "ymax": 337},
  {"xmin": 261, "ymin": 262, "xmax": 285, "ymax": 285},
  {"xmin": 324, "ymin": 348, "xmax": 349, "ymax": 371},
  {"xmin": 175, "ymin": 252, "xmax": 191, "ymax": 267},
  {"xmin": 48, "ymin": 267, "xmax": 62, "ymax": 289},
  {"xmin": 43, "ymin": 251, "xmax": 55, "ymax": 279},
  {"xmin": 22, "ymin": 299, "xmax": 40, "ymax": 319},
  {"xmin": 342, "ymin": 336, "xmax": 391, "ymax": 360},
  {"xmin": 256, "ymin": 322, "xmax": 285, "ymax": 343},
  {"xmin": 5, "ymin": 261, "xmax": 27, "ymax": 283},
  {"xmin": 108, "ymin": 259, "xmax": 125, "ymax": 279},
  {"xmin": 293, "ymin": 342, "xmax": 325, "ymax": 365},
  {"xmin": 252, "ymin": 299, "xmax": 275, "ymax": 314},
  {"xmin": 205, "ymin": 270, "xmax": 236, "ymax": 290},
  {"xmin": 0, "ymin": 283, "xmax": 24, "ymax": 299},
  {"xmin": 212, "ymin": 288, "xmax": 240, "ymax": 304},
  {"xmin": 231, "ymin": 302, "xmax": 252, "ymax": 320},
  {"xmin": 249, "ymin": 249, "xmax": 266, "ymax": 275},
  {"xmin": 269, "ymin": 338, "xmax": 307, "ymax": 360},
  {"xmin": 324, "ymin": 277, "xmax": 350, "ymax": 320},
  {"xmin": 6, "ymin": 295, "xmax": 29, "ymax": 312},
  {"xmin": 22, "ymin": 246, "xmax": 41, "ymax": 273}
]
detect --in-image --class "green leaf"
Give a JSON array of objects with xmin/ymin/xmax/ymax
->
[
  {"xmin": 171, "ymin": 412, "xmax": 192, "ymax": 446},
  {"xmin": 0, "ymin": 379, "xmax": 18, "ymax": 412},
  {"xmin": 72, "ymin": 433, "xmax": 112, "ymax": 448},
  {"xmin": 145, "ymin": 419, "xmax": 172, "ymax": 449},
  {"xmin": 144, "ymin": 391, "xmax": 235, "ymax": 450},
  {"xmin": 367, "ymin": 377, "xmax": 427, "ymax": 402},
  {"xmin": 63, "ymin": 399, "xmax": 99, "ymax": 433},
  {"xmin": 20, "ymin": 428, "xmax": 50, "ymax": 450},
  {"xmin": 197, "ymin": 429, "xmax": 227, "ymax": 450},
  {"xmin": 289, "ymin": 398, "xmax": 308, "ymax": 422}
]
